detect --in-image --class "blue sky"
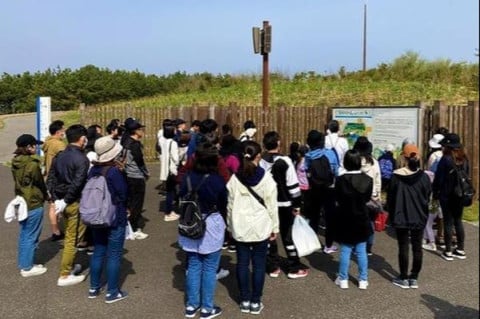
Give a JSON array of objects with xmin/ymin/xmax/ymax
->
[{"xmin": 0, "ymin": 0, "xmax": 478, "ymax": 75}]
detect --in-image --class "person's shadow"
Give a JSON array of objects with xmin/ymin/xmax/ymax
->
[{"xmin": 421, "ymin": 294, "xmax": 479, "ymax": 319}]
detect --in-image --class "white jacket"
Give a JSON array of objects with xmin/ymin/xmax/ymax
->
[
  {"xmin": 159, "ymin": 138, "xmax": 179, "ymax": 182},
  {"xmin": 227, "ymin": 173, "xmax": 279, "ymax": 242},
  {"xmin": 361, "ymin": 157, "xmax": 382, "ymax": 200},
  {"xmin": 4, "ymin": 196, "xmax": 28, "ymax": 223}
]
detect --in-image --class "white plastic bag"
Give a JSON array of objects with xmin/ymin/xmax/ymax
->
[
  {"xmin": 291, "ymin": 215, "xmax": 321, "ymax": 257},
  {"xmin": 125, "ymin": 221, "xmax": 135, "ymax": 240}
]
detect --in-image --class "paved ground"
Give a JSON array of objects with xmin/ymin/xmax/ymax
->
[
  {"xmin": 0, "ymin": 113, "xmax": 37, "ymax": 164},
  {"xmin": 0, "ymin": 114, "xmax": 478, "ymax": 319}
]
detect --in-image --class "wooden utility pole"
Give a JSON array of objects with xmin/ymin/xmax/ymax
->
[{"xmin": 262, "ymin": 21, "xmax": 271, "ymax": 110}]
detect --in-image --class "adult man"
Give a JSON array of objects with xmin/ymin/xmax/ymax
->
[
  {"xmin": 42, "ymin": 120, "xmax": 66, "ymax": 242},
  {"xmin": 47, "ymin": 124, "xmax": 89, "ymax": 286},
  {"xmin": 260, "ymin": 131, "xmax": 308, "ymax": 279},
  {"xmin": 122, "ymin": 118, "xmax": 150, "ymax": 240},
  {"xmin": 325, "ymin": 120, "xmax": 349, "ymax": 166}
]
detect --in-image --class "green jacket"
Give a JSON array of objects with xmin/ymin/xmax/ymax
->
[{"xmin": 11, "ymin": 155, "xmax": 48, "ymax": 211}]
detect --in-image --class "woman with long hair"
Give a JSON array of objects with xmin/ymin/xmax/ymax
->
[
  {"xmin": 179, "ymin": 142, "xmax": 228, "ymax": 319},
  {"xmin": 433, "ymin": 133, "xmax": 470, "ymax": 261}
]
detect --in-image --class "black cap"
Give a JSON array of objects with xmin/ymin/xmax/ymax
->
[
  {"xmin": 123, "ymin": 117, "xmax": 145, "ymax": 132},
  {"xmin": 16, "ymin": 134, "xmax": 43, "ymax": 147}
]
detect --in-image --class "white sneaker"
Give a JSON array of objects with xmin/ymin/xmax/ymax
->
[
  {"xmin": 422, "ymin": 243, "xmax": 437, "ymax": 251},
  {"xmin": 216, "ymin": 268, "xmax": 230, "ymax": 280},
  {"xmin": 358, "ymin": 280, "xmax": 369, "ymax": 290},
  {"xmin": 57, "ymin": 274, "xmax": 86, "ymax": 286},
  {"xmin": 134, "ymin": 229, "xmax": 149, "ymax": 240},
  {"xmin": 20, "ymin": 265, "xmax": 47, "ymax": 277},
  {"xmin": 335, "ymin": 276, "xmax": 349, "ymax": 289},
  {"xmin": 164, "ymin": 212, "xmax": 180, "ymax": 222}
]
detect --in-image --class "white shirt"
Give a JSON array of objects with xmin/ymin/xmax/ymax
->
[{"xmin": 325, "ymin": 132, "xmax": 349, "ymax": 165}]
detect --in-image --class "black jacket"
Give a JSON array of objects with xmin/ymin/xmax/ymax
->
[
  {"xmin": 387, "ymin": 168, "xmax": 431, "ymax": 230},
  {"xmin": 334, "ymin": 172, "xmax": 373, "ymax": 244},
  {"xmin": 432, "ymin": 154, "xmax": 470, "ymax": 201},
  {"xmin": 46, "ymin": 144, "xmax": 90, "ymax": 204}
]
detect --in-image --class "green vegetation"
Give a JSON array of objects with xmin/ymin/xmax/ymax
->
[
  {"xmin": 1, "ymin": 52, "xmax": 478, "ymax": 114},
  {"xmin": 463, "ymin": 202, "xmax": 479, "ymax": 223}
]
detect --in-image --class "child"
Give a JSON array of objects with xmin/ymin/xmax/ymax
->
[{"xmin": 334, "ymin": 150, "xmax": 373, "ymax": 289}]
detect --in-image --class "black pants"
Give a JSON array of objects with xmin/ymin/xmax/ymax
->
[
  {"xmin": 395, "ymin": 228, "xmax": 423, "ymax": 280},
  {"xmin": 267, "ymin": 207, "xmax": 306, "ymax": 273},
  {"xmin": 440, "ymin": 197, "xmax": 465, "ymax": 252},
  {"xmin": 305, "ymin": 187, "xmax": 336, "ymax": 247},
  {"xmin": 127, "ymin": 177, "xmax": 146, "ymax": 230}
]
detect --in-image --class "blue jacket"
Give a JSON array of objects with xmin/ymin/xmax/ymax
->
[{"xmin": 304, "ymin": 148, "xmax": 340, "ymax": 176}]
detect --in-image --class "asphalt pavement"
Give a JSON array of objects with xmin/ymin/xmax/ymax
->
[{"xmin": 0, "ymin": 114, "xmax": 478, "ymax": 319}]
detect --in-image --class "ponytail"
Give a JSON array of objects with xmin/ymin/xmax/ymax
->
[{"xmin": 237, "ymin": 141, "xmax": 262, "ymax": 180}]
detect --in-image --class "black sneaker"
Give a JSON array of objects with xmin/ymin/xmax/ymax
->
[
  {"xmin": 452, "ymin": 249, "xmax": 466, "ymax": 259},
  {"xmin": 441, "ymin": 252, "xmax": 454, "ymax": 261},
  {"xmin": 392, "ymin": 278, "xmax": 410, "ymax": 289},
  {"xmin": 250, "ymin": 302, "xmax": 264, "ymax": 315},
  {"xmin": 51, "ymin": 232, "xmax": 65, "ymax": 242},
  {"xmin": 200, "ymin": 306, "xmax": 222, "ymax": 319},
  {"xmin": 227, "ymin": 245, "xmax": 236, "ymax": 253},
  {"xmin": 409, "ymin": 279, "xmax": 418, "ymax": 289},
  {"xmin": 239, "ymin": 301, "xmax": 250, "ymax": 313}
]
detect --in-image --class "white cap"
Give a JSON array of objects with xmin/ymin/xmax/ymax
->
[{"xmin": 428, "ymin": 134, "xmax": 444, "ymax": 149}]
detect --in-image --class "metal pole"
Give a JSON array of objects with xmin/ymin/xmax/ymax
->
[{"xmin": 363, "ymin": 4, "xmax": 367, "ymax": 71}]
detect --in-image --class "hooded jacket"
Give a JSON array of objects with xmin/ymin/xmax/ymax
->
[
  {"xmin": 227, "ymin": 167, "xmax": 279, "ymax": 242},
  {"xmin": 387, "ymin": 167, "xmax": 431, "ymax": 230},
  {"xmin": 42, "ymin": 135, "xmax": 66, "ymax": 176},
  {"xmin": 334, "ymin": 171, "xmax": 373, "ymax": 244},
  {"xmin": 360, "ymin": 157, "xmax": 382, "ymax": 199},
  {"xmin": 260, "ymin": 152, "xmax": 301, "ymax": 208},
  {"xmin": 11, "ymin": 155, "xmax": 48, "ymax": 210}
]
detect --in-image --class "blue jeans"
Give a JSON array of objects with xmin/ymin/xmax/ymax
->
[
  {"xmin": 236, "ymin": 240, "xmax": 268, "ymax": 303},
  {"xmin": 185, "ymin": 250, "xmax": 221, "ymax": 312},
  {"xmin": 18, "ymin": 207, "xmax": 44, "ymax": 270},
  {"xmin": 338, "ymin": 242, "xmax": 368, "ymax": 281},
  {"xmin": 90, "ymin": 225, "xmax": 126, "ymax": 295}
]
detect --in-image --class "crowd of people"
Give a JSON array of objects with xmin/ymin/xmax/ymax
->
[{"xmin": 8, "ymin": 116, "xmax": 472, "ymax": 318}]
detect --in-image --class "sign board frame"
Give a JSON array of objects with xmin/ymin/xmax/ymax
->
[{"xmin": 331, "ymin": 106, "xmax": 420, "ymax": 158}]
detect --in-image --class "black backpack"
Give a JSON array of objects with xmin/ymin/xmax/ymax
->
[
  {"xmin": 308, "ymin": 156, "xmax": 334, "ymax": 188},
  {"xmin": 178, "ymin": 174, "xmax": 210, "ymax": 239},
  {"xmin": 451, "ymin": 163, "xmax": 475, "ymax": 207}
]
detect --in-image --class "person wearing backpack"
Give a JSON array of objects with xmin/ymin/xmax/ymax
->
[
  {"xmin": 325, "ymin": 120, "xmax": 349, "ymax": 166},
  {"xmin": 433, "ymin": 133, "xmax": 471, "ymax": 261},
  {"xmin": 178, "ymin": 143, "xmax": 228, "ymax": 319},
  {"xmin": 227, "ymin": 141, "xmax": 279, "ymax": 315},
  {"xmin": 304, "ymin": 130, "xmax": 340, "ymax": 254},
  {"xmin": 260, "ymin": 131, "xmax": 308, "ymax": 279},
  {"xmin": 387, "ymin": 144, "xmax": 431, "ymax": 289},
  {"xmin": 87, "ymin": 136, "xmax": 129, "ymax": 303},
  {"xmin": 11, "ymin": 134, "xmax": 49, "ymax": 277},
  {"xmin": 378, "ymin": 144, "xmax": 396, "ymax": 192},
  {"xmin": 46, "ymin": 125, "xmax": 90, "ymax": 287}
]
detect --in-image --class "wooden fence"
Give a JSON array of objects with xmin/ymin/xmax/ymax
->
[{"xmin": 80, "ymin": 101, "xmax": 479, "ymax": 198}]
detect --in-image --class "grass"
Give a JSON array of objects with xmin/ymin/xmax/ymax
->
[
  {"xmin": 52, "ymin": 110, "xmax": 81, "ymax": 127},
  {"xmin": 463, "ymin": 202, "xmax": 479, "ymax": 223}
]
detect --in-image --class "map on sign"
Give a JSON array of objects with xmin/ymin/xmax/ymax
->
[{"xmin": 332, "ymin": 107, "xmax": 419, "ymax": 158}]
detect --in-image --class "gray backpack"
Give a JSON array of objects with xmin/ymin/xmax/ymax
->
[{"xmin": 80, "ymin": 167, "xmax": 117, "ymax": 228}]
